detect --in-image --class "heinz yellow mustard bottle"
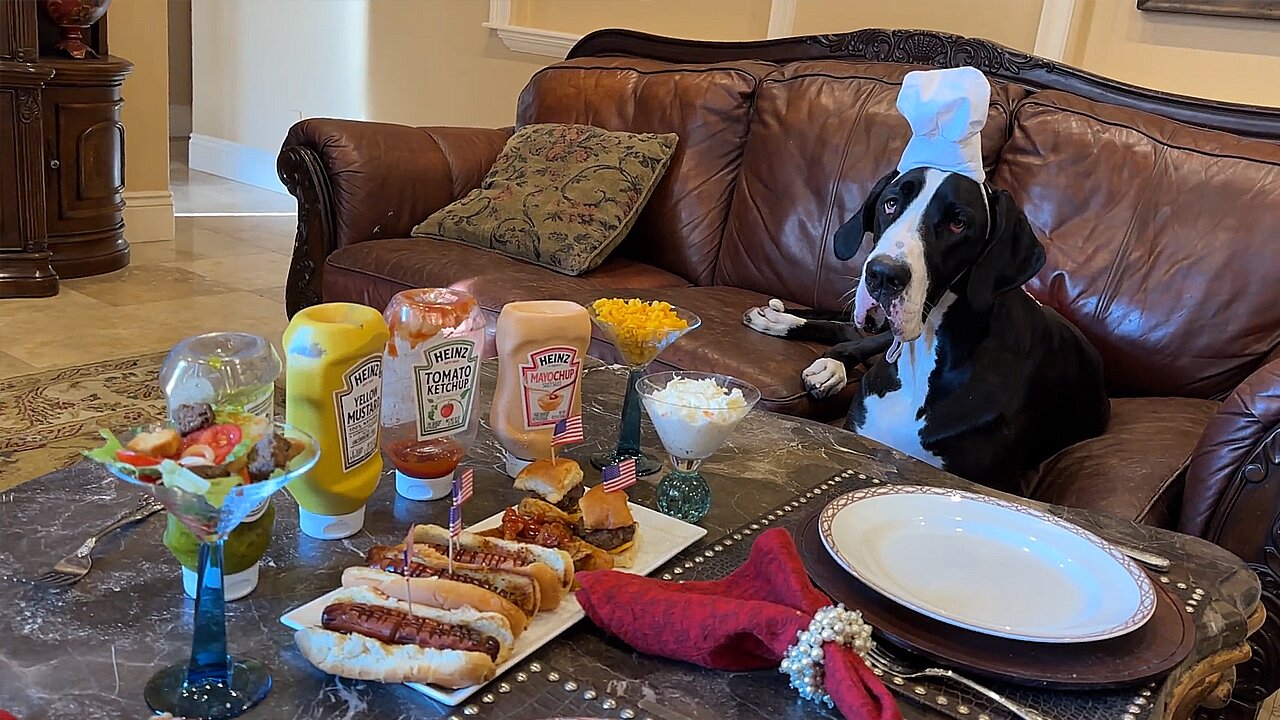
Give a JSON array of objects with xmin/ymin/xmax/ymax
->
[{"xmin": 284, "ymin": 303, "xmax": 389, "ymax": 539}]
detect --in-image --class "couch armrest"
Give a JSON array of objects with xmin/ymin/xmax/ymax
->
[
  {"xmin": 1181, "ymin": 350, "xmax": 1280, "ymax": 539},
  {"xmin": 1178, "ymin": 350, "xmax": 1280, "ymax": 712},
  {"xmin": 277, "ymin": 119, "xmax": 512, "ymax": 316}
]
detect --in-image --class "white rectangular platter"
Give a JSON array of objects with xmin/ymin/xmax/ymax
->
[{"xmin": 280, "ymin": 503, "xmax": 706, "ymax": 706}]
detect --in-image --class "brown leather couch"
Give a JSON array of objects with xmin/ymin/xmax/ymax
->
[{"xmin": 279, "ymin": 29, "xmax": 1280, "ymax": 713}]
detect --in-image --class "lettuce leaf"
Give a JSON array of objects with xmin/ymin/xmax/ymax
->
[{"xmin": 83, "ymin": 429, "xmax": 126, "ymax": 466}]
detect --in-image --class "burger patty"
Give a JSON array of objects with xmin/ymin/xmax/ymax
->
[
  {"xmin": 553, "ymin": 483, "xmax": 584, "ymax": 513},
  {"xmin": 576, "ymin": 522, "xmax": 636, "ymax": 552}
]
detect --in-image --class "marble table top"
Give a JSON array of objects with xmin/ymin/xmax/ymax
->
[{"xmin": 0, "ymin": 360, "xmax": 1260, "ymax": 720}]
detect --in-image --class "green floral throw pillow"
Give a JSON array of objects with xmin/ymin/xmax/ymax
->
[{"xmin": 411, "ymin": 123, "xmax": 678, "ymax": 276}]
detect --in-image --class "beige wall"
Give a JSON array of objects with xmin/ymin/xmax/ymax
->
[
  {"xmin": 791, "ymin": 0, "xmax": 1045, "ymax": 51},
  {"xmin": 106, "ymin": 0, "xmax": 169, "ymax": 193},
  {"xmin": 190, "ymin": 0, "xmax": 1280, "ymax": 169},
  {"xmin": 192, "ymin": 0, "xmax": 546, "ymax": 156},
  {"xmin": 363, "ymin": 0, "xmax": 550, "ymax": 128},
  {"xmin": 1068, "ymin": 0, "xmax": 1280, "ymax": 106},
  {"xmin": 520, "ymin": 0, "xmax": 772, "ymax": 41}
]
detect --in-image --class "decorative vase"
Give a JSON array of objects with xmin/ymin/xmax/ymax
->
[{"xmin": 40, "ymin": 0, "xmax": 111, "ymax": 59}]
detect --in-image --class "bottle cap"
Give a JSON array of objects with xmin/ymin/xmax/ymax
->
[
  {"xmin": 298, "ymin": 505, "xmax": 367, "ymax": 540},
  {"xmin": 182, "ymin": 561, "xmax": 260, "ymax": 602},
  {"xmin": 396, "ymin": 469, "xmax": 454, "ymax": 501},
  {"xmin": 504, "ymin": 451, "xmax": 534, "ymax": 479}
]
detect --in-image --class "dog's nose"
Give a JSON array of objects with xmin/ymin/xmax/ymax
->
[{"xmin": 865, "ymin": 257, "xmax": 912, "ymax": 299}]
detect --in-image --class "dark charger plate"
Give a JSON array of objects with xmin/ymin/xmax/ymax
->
[{"xmin": 798, "ymin": 512, "xmax": 1195, "ymax": 689}]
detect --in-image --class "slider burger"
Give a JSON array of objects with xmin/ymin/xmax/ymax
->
[
  {"xmin": 514, "ymin": 458, "xmax": 584, "ymax": 518},
  {"xmin": 295, "ymin": 585, "xmax": 514, "ymax": 688},
  {"xmin": 577, "ymin": 484, "xmax": 640, "ymax": 569},
  {"xmin": 406, "ymin": 524, "xmax": 574, "ymax": 609},
  {"xmin": 364, "ymin": 543, "xmax": 542, "ymax": 621}
]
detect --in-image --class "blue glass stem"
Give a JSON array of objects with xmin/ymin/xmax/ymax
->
[
  {"xmin": 187, "ymin": 540, "xmax": 232, "ymax": 686},
  {"xmin": 617, "ymin": 367, "xmax": 646, "ymax": 458}
]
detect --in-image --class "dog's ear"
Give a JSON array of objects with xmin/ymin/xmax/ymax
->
[
  {"xmin": 966, "ymin": 188, "xmax": 1046, "ymax": 313},
  {"xmin": 834, "ymin": 171, "xmax": 898, "ymax": 261}
]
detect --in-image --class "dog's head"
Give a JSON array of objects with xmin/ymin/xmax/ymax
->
[{"xmin": 834, "ymin": 168, "xmax": 1045, "ymax": 341}]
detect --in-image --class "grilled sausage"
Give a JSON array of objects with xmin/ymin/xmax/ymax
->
[{"xmin": 321, "ymin": 602, "xmax": 500, "ymax": 660}]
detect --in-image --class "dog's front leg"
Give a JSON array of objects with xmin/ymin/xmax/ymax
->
[
  {"xmin": 744, "ymin": 299, "xmax": 859, "ymax": 342},
  {"xmin": 802, "ymin": 333, "xmax": 893, "ymax": 398}
]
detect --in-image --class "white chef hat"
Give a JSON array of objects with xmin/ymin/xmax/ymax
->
[{"xmin": 895, "ymin": 66, "xmax": 991, "ymax": 183}]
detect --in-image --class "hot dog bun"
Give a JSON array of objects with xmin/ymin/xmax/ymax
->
[
  {"xmin": 412, "ymin": 523, "xmax": 574, "ymax": 590},
  {"xmin": 365, "ymin": 545, "xmax": 542, "ymax": 618},
  {"xmin": 408, "ymin": 524, "xmax": 570, "ymax": 610},
  {"xmin": 294, "ymin": 585, "xmax": 513, "ymax": 688},
  {"xmin": 341, "ymin": 566, "xmax": 528, "ymax": 637}
]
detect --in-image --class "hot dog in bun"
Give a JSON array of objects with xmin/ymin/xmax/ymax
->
[
  {"xmin": 405, "ymin": 524, "xmax": 573, "ymax": 609},
  {"xmin": 365, "ymin": 543, "xmax": 542, "ymax": 618},
  {"xmin": 295, "ymin": 585, "xmax": 514, "ymax": 688},
  {"xmin": 341, "ymin": 566, "xmax": 528, "ymax": 638}
]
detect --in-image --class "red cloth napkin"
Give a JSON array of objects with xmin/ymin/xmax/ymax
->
[{"xmin": 576, "ymin": 527, "xmax": 901, "ymax": 720}]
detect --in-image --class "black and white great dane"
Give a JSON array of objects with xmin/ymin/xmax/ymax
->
[{"xmin": 744, "ymin": 168, "xmax": 1110, "ymax": 493}]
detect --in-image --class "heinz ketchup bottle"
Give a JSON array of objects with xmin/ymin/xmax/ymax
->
[{"xmin": 381, "ymin": 289, "xmax": 486, "ymax": 500}]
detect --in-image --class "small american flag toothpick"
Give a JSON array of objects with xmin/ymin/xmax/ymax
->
[
  {"xmin": 601, "ymin": 457, "xmax": 638, "ymax": 493},
  {"xmin": 552, "ymin": 415, "xmax": 584, "ymax": 446},
  {"xmin": 454, "ymin": 468, "xmax": 474, "ymax": 505}
]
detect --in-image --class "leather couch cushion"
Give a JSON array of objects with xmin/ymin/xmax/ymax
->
[
  {"xmin": 322, "ymin": 238, "xmax": 689, "ymax": 331},
  {"xmin": 556, "ymin": 286, "xmax": 858, "ymax": 421},
  {"xmin": 1025, "ymin": 397, "xmax": 1219, "ymax": 527},
  {"xmin": 517, "ymin": 58, "xmax": 775, "ymax": 285},
  {"xmin": 995, "ymin": 91, "xmax": 1280, "ymax": 399},
  {"xmin": 716, "ymin": 62, "xmax": 1026, "ymax": 311}
]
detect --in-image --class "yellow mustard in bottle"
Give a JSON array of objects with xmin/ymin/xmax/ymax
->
[{"xmin": 284, "ymin": 302, "xmax": 389, "ymax": 539}]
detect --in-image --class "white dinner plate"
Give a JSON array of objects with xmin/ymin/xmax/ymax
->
[
  {"xmin": 819, "ymin": 485, "xmax": 1156, "ymax": 643},
  {"xmin": 280, "ymin": 502, "xmax": 706, "ymax": 706}
]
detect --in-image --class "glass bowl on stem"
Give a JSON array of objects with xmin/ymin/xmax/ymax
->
[
  {"xmin": 638, "ymin": 371, "xmax": 760, "ymax": 522},
  {"xmin": 97, "ymin": 422, "xmax": 318, "ymax": 719},
  {"xmin": 586, "ymin": 303, "xmax": 700, "ymax": 476}
]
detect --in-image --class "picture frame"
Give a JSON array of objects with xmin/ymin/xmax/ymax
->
[{"xmin": 1136, "ymin": 0, "xmax": 1280, "ymax": 20}]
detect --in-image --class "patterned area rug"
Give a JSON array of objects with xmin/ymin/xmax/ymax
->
[{"xmin": 0, "ymin": 353, "xmax": 167, "ymax": 492}]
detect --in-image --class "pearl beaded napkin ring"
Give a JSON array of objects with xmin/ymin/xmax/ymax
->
[{"xmin": 780, "ymin": 604, "xmax": 875, "ymax": 707}]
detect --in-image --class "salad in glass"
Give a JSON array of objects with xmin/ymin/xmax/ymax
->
[{"xmin": 86, "ymin": 402, "xmax": 307, "ymax": 510}]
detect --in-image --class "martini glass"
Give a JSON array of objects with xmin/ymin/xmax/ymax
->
[
  {"xmin": 639, "ymin": 371, "xmax": 760, "ymax": 522},
  {"xmin": 587, "ymin": 304, "xmax": 700, "ymax": 476},
  {"xmin": 96, "ymin": 422, "xmax": 318, "ymax": 719}
]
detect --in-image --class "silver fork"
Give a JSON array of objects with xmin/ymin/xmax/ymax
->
[
  {"xmin": 34, "ymin": 496, "xmax": 164, "ymax": 587},
  {"xmin": 866, "ymin": 643, "xmax": 1050, "ymax": 720}
]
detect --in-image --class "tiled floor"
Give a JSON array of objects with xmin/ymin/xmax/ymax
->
[{"xmin": 0, "ymin": 154, "xmax": 298, "ymax": 380}]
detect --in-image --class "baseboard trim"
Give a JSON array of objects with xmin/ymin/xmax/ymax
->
[
  {"xmin": 188, "ymin": 134, "xmax": 288, "ymax": 195},
  {"xmin": 123, "ymin": 190, "xmax": 176, "ymax": 243}
]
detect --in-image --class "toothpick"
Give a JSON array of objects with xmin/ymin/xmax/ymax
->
[{"xmin": 402, "ymin": 525, "xmax": 415, "ymax": 614}]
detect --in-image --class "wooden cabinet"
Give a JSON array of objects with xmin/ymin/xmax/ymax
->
[
  {"xmin": 0, "ymin": 0, "xmax": 130, "ymax": 297},
  {"xmin": 0, "ymin": 0, "xmax": 58, "ymax": 297},
  {"xmin": 41, "ymin": 56, "xmax": 130, "ymax": 278}
]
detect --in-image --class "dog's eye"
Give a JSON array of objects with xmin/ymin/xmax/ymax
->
[
  {"xmin": 948, "ymin": 218, "xmax": 967, "ymax": 233},
  {"xmin": 883, "ymin": 198, "xmax": 898, "ymax": 215}
]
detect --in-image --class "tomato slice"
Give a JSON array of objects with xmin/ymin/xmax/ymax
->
[
  {"xmin": 116, "ymin": 449, "xmax": 162, "ymax": 467},
  {"xmin": 182, "ymin": 423, "xmax": 243, "ymax": 463}
]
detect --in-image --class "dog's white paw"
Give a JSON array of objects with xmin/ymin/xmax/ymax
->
[
  {"xmin": 803, "ymin": 358, "xmax": 847, "ymax": 398},
  {"xmin": 743, "ymin": 300, "xmax": 805, "ymax": 337}
]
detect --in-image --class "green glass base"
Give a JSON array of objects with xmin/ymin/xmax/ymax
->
[
  {"xmin": 656, "ymin": 470, "xmax": 711, "ymax": 523},
  {"xmin": 590, "ymin": 448, "xmax": 663, "ymax": 477},
  {"xmin": 144, "ymin": 657, "xmax": 271, "ymax": 719}
]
